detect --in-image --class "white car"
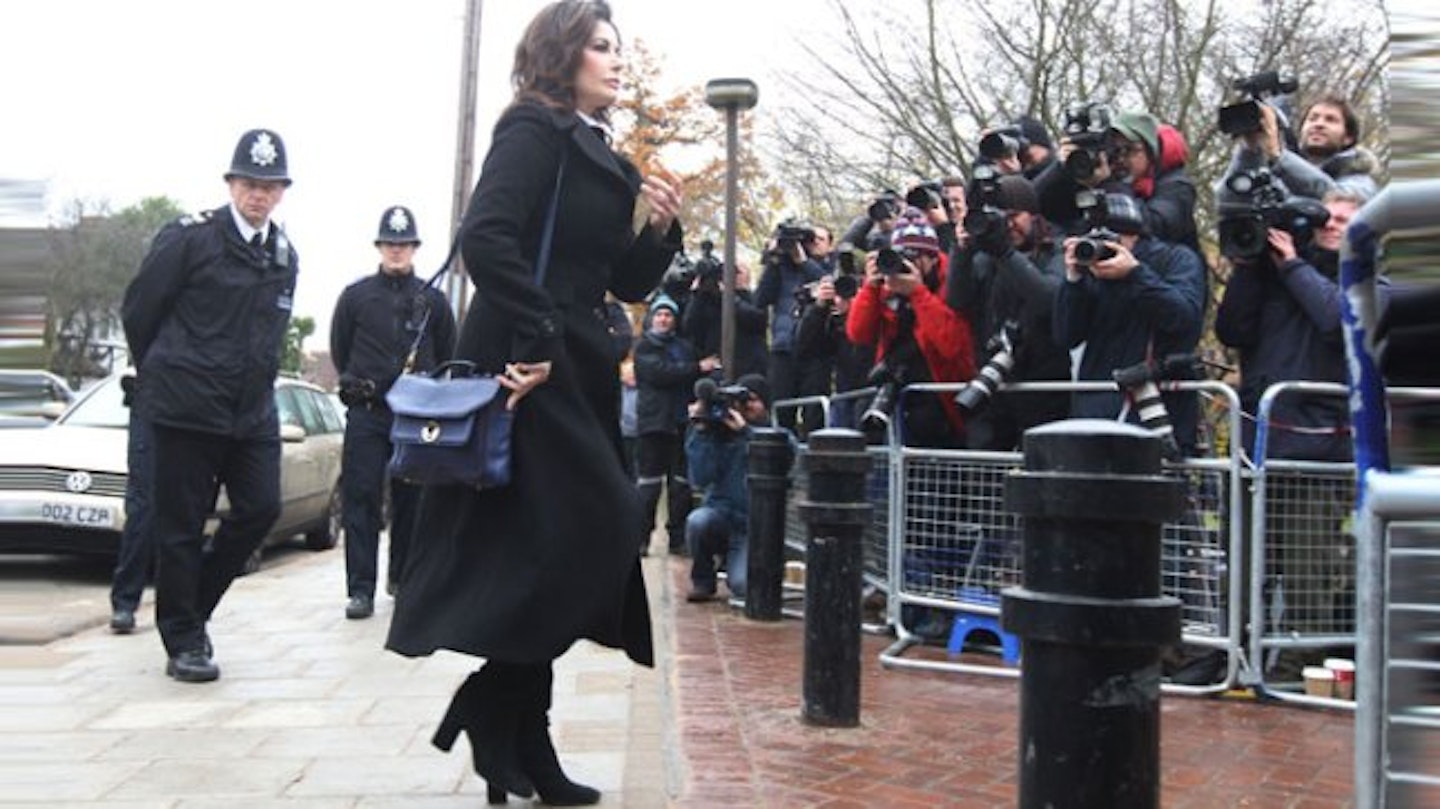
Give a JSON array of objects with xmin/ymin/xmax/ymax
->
[{"xmin": 0, "ymin": 372, "xmax": 345, "ymax": 561}]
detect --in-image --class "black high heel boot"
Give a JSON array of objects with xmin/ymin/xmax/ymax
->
[
  {"xmin": 517, "ymin": 662, "xmax": 601, "ymax": 806},
  {"xmin": 486, "ymin": 783, "xmax": 507, "ymax": 805},
  {"xmin": 431, "ymin": 665, "xmax": 535, "ymax": 799}
]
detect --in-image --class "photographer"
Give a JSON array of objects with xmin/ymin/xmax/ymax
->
[
  {"xmin": 945, "ymin": 174, "xmax": 1070, "ymax": 450},
  {"xmin": 795, "ymin": 272, "xmax": 869, "ymax": 429},
  {"xmin": 1216, "ymin": 189, "xmax": 1384, "ymax": 461},
  {"xmin": 680, "ymin": 248, "xmax": 768, "ymax": 378},
  {"xmin": 846, "ymin": 210, "xmax": 975, "ymax": 448},
  {"xmin": 682, "ymin": 374, "xmax": 775, "ymax": 603},
  {"xmin": 753, "ymin": 220, "xmax": 826, "ymax": 431},
  {"xmin": 1035, "ymin": 106, "xmax": 1199, "ymax": 252},
  {"xmin": 1223, "ymin": 91, "xmax": 1379, "ymax": 203},
  {"xmin": 1053, "ymin": 193, "xmax": 1206, "ymax": 455},
  {"xmin": 634, "ymin": 295, "xmax": 719, "ymax": 556},
  {"xmin": 1214, "ymin": 189, "xmax": 1384, "ymax": 677}
]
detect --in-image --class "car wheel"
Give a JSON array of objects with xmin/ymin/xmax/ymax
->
[{"xmin": 305, "ymin": 485, "xmax": 342, "ymax": 551}]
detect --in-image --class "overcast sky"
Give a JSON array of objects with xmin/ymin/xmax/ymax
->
[{"xmin": 0, "ymin": 0, "xmax": 819, "ymax": 343}]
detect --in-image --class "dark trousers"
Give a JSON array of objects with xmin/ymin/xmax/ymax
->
[
  {"xmin": 110, "ymin": 406, "xmax": 154, "ymax": 612},
  {"xmin": 767, "ymin": 351, "xmax": 801, "ymax": 432},
  {"xmin": 341, "ymin": 405, "xmax": 419, "ymax": 598},
  {"xmin": 152, "ymin": 425, "xmax": 280, "ymax": 657},
  {"xmin": 636, "ymin": 431, "xmax": 690, "ymax": 551},
  {"xmin": 686, "ymin": 506, "xmax": 746, "ymax": 598}
]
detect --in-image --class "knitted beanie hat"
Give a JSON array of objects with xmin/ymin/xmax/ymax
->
[{"xmin": 889, "ymin": 208, "xmax": 940, "ymax": 254}]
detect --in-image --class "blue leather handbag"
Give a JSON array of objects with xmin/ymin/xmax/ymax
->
[
  {"xmin": 386, "ymin": 361, "xmax": 513, "ymax": 489},
  {"xmin": 384, "ymin": 151, "xmax": 567, "ymax": 489}
]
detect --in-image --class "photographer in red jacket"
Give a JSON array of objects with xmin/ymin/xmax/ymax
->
[{"xmin": 846, "ymin": 209, "xmax": 975, "ymax": 448}]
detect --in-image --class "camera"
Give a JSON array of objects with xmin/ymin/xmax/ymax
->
[
  {"xmin": 775, "ymin": 219, "xmax": 816, "ymax": 249},
  {"xmin": 978, "ymin": 125, "xmax": 1026, "ymax": 162},
  {"xmin": 1218, "ymin": 71, "xmax": 1299, "ymax": 137},
  {"xmin": 661, "ymin": 253, "xmax": 696, "ymax": 301},
  {"xmin": 860, "ymin": 360, "xmax": 905, "ymax": 439},
  {"xmin": 905, "ymin": 180, "xmax": 946, "ymax": 212},
  {"xmin": 1113, "ymin": 354, "xmax": 1199, "ymax": 461},
  {"xmin": 875, "ymin": 247, "xmax": 907, "ymax": 276},
  {"xmin": 867, "ymin": 192, "xmax": 903, "ymax": 223},
  {"xmin": 1073, "ymin": 228, "xmax": 1120, "ymax": 266},
  {"xmin": 1062, "ymin": 101, "xmax": 1113, "ymax": 181},
  {"xmin": 692, "ymin": 377, "xmax": 752, "ymax": 431},
  {"xmin": 962, "ymin": 163, "xmax": 1007, "ymax": 247},
  {"xmin": 1216, "ymin": 167, "xmax": 1330, "ymax": 259},
  {"xmin": 955, "ymin": 320, "xmax": 1020, "ymax": 413}
]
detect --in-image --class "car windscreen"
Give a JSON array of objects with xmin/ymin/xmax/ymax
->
[
  {"xmin": 0, "ymin": 372, "xmax": 71, "ymax": 413},
  {"xmin": 58, "ymin": 376, "xmax": 130, "ymax": 428}
]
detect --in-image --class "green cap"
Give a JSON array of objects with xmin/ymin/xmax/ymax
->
[{"xmin": 1111, "ymin": 111, "xmax": 1160, "ymax": 159}]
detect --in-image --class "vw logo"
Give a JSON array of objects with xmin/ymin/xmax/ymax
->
[{"xmin": 65, "ymin": 471, "xmax": 93, "ymax": 493}]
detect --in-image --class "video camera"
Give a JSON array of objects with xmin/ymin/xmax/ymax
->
[
  {"xmin": 1216, "ymin": 167, "xmax": 1330, "ymax": 259},
  {"xmin": 1218, "ymin": 71, "xmax": 1299, "ymax": 138},
  {"xmin": 978, "ymin": 125, "xmax": 1027, "ymax": 163},
  {"xmin": 955, "ymin": 320, "xmax": 1020, "ymax": 413},
  {"xmin": 1113, "ymin": 353, "xmax": 1200, "ymax": 461},
  {"xmin": 1061, "ymin": 101, "xmax": 1113, "ymax": 181},
  {"xmin": 962, "ymin": 163, "xmax": 1007, "ymax": 247},
  {"xmin": 692, "ymin": 377, "xmax": 754, "ymax": 431}
]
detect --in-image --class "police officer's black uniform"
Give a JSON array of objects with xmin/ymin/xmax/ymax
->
[
  {"xmin": 121, "ymin": 129, "xmax": 298, "ymax": 682},
  {"xmin": 330, "ymin": 206, "xmax": 456, "ymax": 618}
]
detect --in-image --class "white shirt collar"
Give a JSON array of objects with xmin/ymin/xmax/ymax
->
[
  {"xmin": 577, "ymin": 111, "xmax": 613, "ymax": 144},
  {"xmin": 228, "ymin": 204, "xmax": 269, "ymax": 244}
]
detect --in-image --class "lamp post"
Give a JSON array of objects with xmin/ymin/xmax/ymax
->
[{"xmin": 704, "ymin": 78, "xmax": 758, "ymax": 381}]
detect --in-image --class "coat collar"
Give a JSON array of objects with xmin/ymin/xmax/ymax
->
[{"xmin": 531, "ymin": 102, "xmax": 636, "ymax": 193}]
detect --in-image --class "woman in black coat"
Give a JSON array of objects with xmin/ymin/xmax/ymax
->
[{"xmin": 385, "ymin": 2, "xmax": 683, "ymax": 805}]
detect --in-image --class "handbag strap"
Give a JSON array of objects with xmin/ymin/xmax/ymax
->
[{"xmin": 403, "ymin": 150, "xmax": 569, "ymax": 372}]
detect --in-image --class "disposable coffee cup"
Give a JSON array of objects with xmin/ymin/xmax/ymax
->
[
  {"xmin": 1324, "ymin": 658, "xmax": 1356, "ymax": 700},
  {"xmin": 784, "ymin": 561, "xmax": 806, "ymax": 586},
  {"xmin": 1303, "ymin": 666, "xmax": 1337, "ymax": 698}
]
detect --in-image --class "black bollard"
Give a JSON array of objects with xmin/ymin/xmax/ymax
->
[
  {"xmin": 745, "ymin": 427, "xmax": 794, "ymax": 621},
  {"xmin": 799, "ymin": 429, "xmax": 872, "ymax": 727},
  {"xmin": 1002, "ymin": 419, "xmax": 1184, "ymax": 809}
]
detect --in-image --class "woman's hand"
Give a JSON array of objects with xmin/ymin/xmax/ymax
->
[
  {"xmin": 499, "ymin": 361, "xmax": 552, "ymax": 410},
  {"xmin": 641, "ymin": 168, "xmax": 683, "ymax": 233}
]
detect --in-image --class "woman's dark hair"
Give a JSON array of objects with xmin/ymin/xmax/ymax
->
[{"xmin": 511, "ymin": 1, "xmax": 618, "ymax": 116}]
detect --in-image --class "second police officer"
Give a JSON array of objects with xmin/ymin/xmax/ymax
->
[{"xmin": 329, "ymin": 206, "xmax": 456, "ymax": 620}]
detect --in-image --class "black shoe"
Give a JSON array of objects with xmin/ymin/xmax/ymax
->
[
  {"xmin": 345, "ymin": 595, "xmax": 374, "ymax": 620},
  {"xmin": 165, "ymin": 649, "xmax": 219, "ymax": 683},
  {"xmin": 109, "ymin": 609, "xmax": 136, "ymax": 634}
]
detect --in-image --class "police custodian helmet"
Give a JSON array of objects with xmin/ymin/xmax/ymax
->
[
  {"xmin": 375, "ymin": 205, "xmax": 421, "ymax": 246},
  {"xmin": 224, "ymin": 128, "xmax": 292, "ymax": 186}
]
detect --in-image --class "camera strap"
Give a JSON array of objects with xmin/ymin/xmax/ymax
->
[{"xmin": 401, "ymin": 150, "xmax": 569, "ymax": 373}]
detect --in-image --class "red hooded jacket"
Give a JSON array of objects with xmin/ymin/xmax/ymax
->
[{"xmin": 846, "ymin": 252, "xmax": 975, "ymax": 437}]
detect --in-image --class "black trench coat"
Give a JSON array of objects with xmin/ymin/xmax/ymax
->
[{"xmin": 386, "ymin": 101, "xmax": 681, "ymax": 667}]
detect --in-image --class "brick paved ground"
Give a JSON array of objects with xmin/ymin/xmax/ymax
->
[{"xmin": 659, "ymin": 559, "xmax": 1357, "ymax": 808}]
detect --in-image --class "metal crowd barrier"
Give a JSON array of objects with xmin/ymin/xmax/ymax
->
[{"xmin": 1341, "ymin": 180, "xmax": 1440, "ymax": 808}]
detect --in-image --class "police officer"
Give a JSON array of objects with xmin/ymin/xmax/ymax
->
[
  {"xmin": 121, "ymin": 128, "xmax": 299, "ymax": 683},
  {"xmin": 330, "ymin": 206, "xmax": 455, "ymax": 620}
]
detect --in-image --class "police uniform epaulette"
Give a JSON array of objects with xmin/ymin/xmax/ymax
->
[{"xmin": 177, "ymin": 210, "xmax": 214, "ymax": 227}]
